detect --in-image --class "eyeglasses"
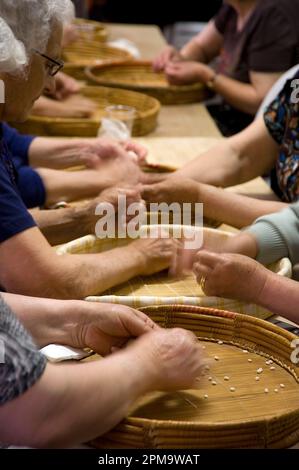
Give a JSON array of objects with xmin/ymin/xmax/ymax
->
[{"xmin": 33, "ymin": 50, "xmax": 64, "ymax": 77}]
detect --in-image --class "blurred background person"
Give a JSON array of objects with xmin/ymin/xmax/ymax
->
[{"xmin": 154, "ymin": 0, "xmax": 299, "ymax": 136}]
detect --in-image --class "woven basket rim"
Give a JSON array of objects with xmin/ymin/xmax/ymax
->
[
  {"xmin": 140, "ymin": 304, "xmax": 298, "ymax": 342},
  {"xmin": 124, "ymin": 304, "xmax": 299, "ymax": 429},
  {"xmin": 85, "ymin": 60, "xmax": 206, "ymax": 92},
  {"xmin": 91, "ymin": 305, "xmax": 299, "ymax": 449},
  {"xmin": 56, "ymin": 227, "xmax": 234, "ymax": 254},
  {"xmin": 55, "ymin": 228, "xmax": 291, "ymax": 278},
  {"xmin": 25, "ymin": 85, "xmax": 161, "ymax": 125},
  {"xmin": 63, "ymin": 44, "xmax": 133, "ymax": 67}
]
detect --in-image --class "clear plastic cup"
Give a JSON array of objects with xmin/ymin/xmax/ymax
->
[{"xmin": 98, "ymin": 105, "xmax": 136, "ymax": 140}]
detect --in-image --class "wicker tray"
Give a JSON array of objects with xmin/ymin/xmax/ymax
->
[
  {"xmin": 91, "ymin": 305, "xmax": 299, "ymax": 449},
  {"xmin": 12, "ymin": 86, "xmax": 160, "ymax": 137},
  {"xmin": 63, "ymin": 40, "xmax": 132, "ymax": 67},
  {"xmin": 55, "ymin": 226, "xmax": 291, "ymax": 319},
  {"xmin": 85, "ymin": 61, "xmax": 210, "ymax": 105},
  {"xmin": 73, "ymin": 18, "xmax": 108, "ymax": 42}
]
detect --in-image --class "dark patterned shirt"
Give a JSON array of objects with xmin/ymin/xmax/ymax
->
[
  {"xmin": 0, "ymin": 297, "xmax": 47, "ymax": 406},
  {"xmin": 264, "ymin": 70, "xmax": 299, "ymax": 202}
]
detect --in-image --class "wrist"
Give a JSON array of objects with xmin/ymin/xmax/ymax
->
[
  {"xmin": 228, "ymin": 232, "xmax": 259, "ymax": 258},
  {"xmin": 206, "ymin": 70, "xmax": 219, "ymax": 89},
  {"xmin": 255, "ymin": 269, "xmax": 275, "ymax": 307},
  {"xmin": 41, "ymin": 300, "xmax": 79, "ymax": 347},
  {"xmin": 121, "ymin": 345, "xmax": 159, "ymax": 394},
  {"xmin": 67, "ymin": 204, "xmax": 94, "ymax": 236},
  {"xmin": 62, "ymin": 300, "xmax": 101, "ymax": 349},
  {"xmin": 82, "ymin": 200, "xmax": 99, "ymax": 235},
  {"xmin": 196, "ymin": 183, "xmax": 213, "ymax": 218},
  {"xmin": 127, "ymin": 241, "xmax": 148, "ymax": 275},
  {"xmin": 84, "ymin": 195, "xmax": 117, "ymax": 235}
]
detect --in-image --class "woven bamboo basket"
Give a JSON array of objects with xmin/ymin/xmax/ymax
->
[
  {"xmin": 55, "ymin": 226, "xmax": 292, "ymax": 319},
  {"xmin": 63, "ymin": 40, "xmax": 132, "ymax": 67},
  {"xmin": 61, "ymin": 63, "xmax": 88, "ymax": 81},
  {"xmin": 12, "ymin": 86, "xmax": 160, "ymax": 137},
  {"xmin": 73, "ymin": 18, "xmax": 108, "ymax": 42},
  {"xmin": 85, "ymin": 61, "xmax": 210, "ymax": 105},
  {"xmin": 91, "ymin": 305, "xmax": 299, "ymax": 449}
]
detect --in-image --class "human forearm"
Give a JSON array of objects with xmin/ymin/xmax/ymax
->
[
  {"xmin": 200, "ymin": 184, "xmax": 287, "ymax": 228},
  {"xmin": 174, "ymin": 140, "xmax": 244, "ymax": 186},
  {"xmin": 0, "ymin": 348, "xmax": 156, "ymax": 448},
  {"xmin": 57, "ymin": 245, "xmax": 145, "ymax": 299},
  {"xmin": 257, "ymin": 273, "xmax": 299, "ymax": 324},
  {"xmin": 0, "ymin": 293, "xmax": 75, "ymax": 347},
  {"xmin": 30, "ymin": 205, "xmax": 91, "ymax": 245},
  {"xmin": 2, "ymin": 246, "xmax": 144, "ymax": 300},
  {"xmin": 175, "ymin": 119, "xmax": 277, "ymax": 187},
  {"xmin": 0, "ymin": 226, "xmax": 148, "ymax": 300},
  {"xmin": 29, "ymin": 137, "xmax": 92, "ymax": 169},
  {"xmin": 181, "ymin": 20, "xmax": 221, "ymax": 63},
  {"xmin": 181, "ymin": 39, "xmax": 208, "ymax": 62},
  {"xmin": 213, "ymin": 75, "xmax": 262, "ymax": 115},
  {"xmin": 36, "ymin": 168, "xmax": 114, "ymax": 206}
]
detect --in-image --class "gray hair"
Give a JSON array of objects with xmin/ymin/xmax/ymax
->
[{"xmin": 0, "ymin": 0, "xmax": 74, "ymax": 74}]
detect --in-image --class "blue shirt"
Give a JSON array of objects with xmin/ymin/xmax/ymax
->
[
  {"xmin": 2, "ymin": 124, "xmax": 46, "ymax": 208},
  {"xmin": 0, "ymin": 124, "xmax": 36, "ymax": 243},
  {"xmin": 2, "ymin": 124, "xmax": 33, "ymax": 167}
]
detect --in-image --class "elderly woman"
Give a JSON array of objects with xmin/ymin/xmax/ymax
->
[
  {"xmin": 142, "ymin": 68, "xmax": 299, "ymax": 229},
  {"xmin": 0, "ymin": 0, "xmax": 205, "ymax": 448},
  {"xmin": 3, "ymin": 1, "xmax": 148, "ymax": 210},
  {"xmin": 0, "ymin": 0, "xmax": 180, "ymax": 301},
  {"xmin": 31, "ymin": 4, "xmax": 98, "ymax": 119},
  {"xmin": 153, "ymin": 0, "xmax": 299, "ymax": 136},
  {"xmin": 0, "ymin": 277, "xmax": 204, "ymax": 448}
]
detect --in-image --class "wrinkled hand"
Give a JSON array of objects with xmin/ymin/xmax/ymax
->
[
  {"xmin": 127, "ymin": 328, "xmax": 206, "ymax": 391},
  {"xmin": 81, "ymin": 139, "xmax": 147, "ymax": 169},
  {"xmin": 153, "ymin": 45, "xmax": 183, "ymax": 72},
  {"xmin": 170, "ymin": 231, "xmax": 259, "ymax": 278},
  {"xmin": 51, "ymin": 72, "xmax": 81, "ymax": 100},
  {"xmin": 43, "ymin": 94, "xmax": 97, "ymax": 118},
  {"xmin": 142, "ymin": 178, "xmax": 201, "ymax": 204},
  {"xmin": 132, "ymin": 231, "xmax": 182, "ymax": 276},
  {"xmin": 86, "ymin": 186, "xmax": 145, "ymax": 234},
  {"xmin": 71, "ymin": 303, "xmax": 158, "ymax": 356},
  {"xmin": 193, "ymin": 251, "xmax": 269, "ymax": 303},
  {"xmin": 169, "ymin": 231, "xmax": 234, "ymax": 278},
  {"xmin": 165, "ymin": 61, "xmax": 214, "ymax": 86},
  {"xmin": 94, "ymin": 186, "xmax": 142, "ymax": 211},
  {"xmin": 121, "ymin": 140, "xmax": 148, "ymax": 165}
]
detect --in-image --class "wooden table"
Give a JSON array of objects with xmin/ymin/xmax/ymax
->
[
  {"xmin": 79, "ymin": 23, "xmax": 297, "ymax": 449},
  {"xmin": 105, "ymin": 23, "xmax": 220, "ymax": 138},
  {"xmin": 108, "ymin": 23, "xmax": 278, "ymax": 234}
]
